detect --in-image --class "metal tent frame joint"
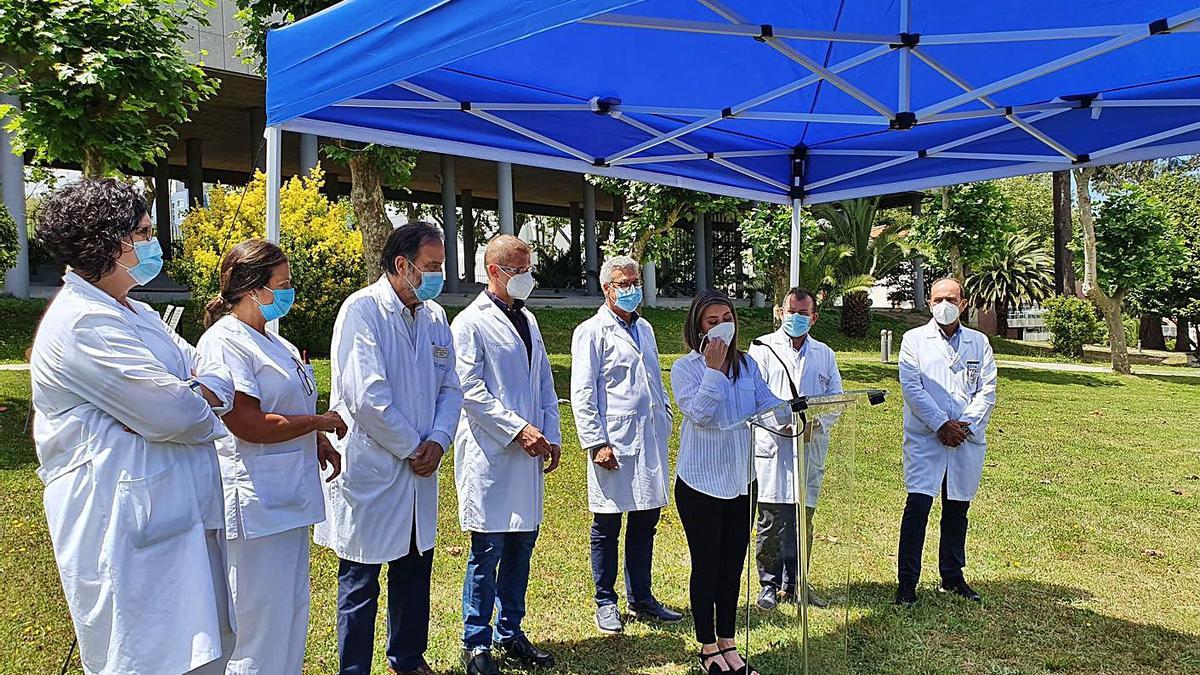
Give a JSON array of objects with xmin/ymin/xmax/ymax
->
[
  {"xmin": 890, "ymin": 112, "xmax": 918, "ymax": 130},
  {"xmin": 892, "ymin": 32, "xmax": 921, "ymax": 48}
]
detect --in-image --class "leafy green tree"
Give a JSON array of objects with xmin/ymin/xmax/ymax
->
[
  {"xmin": 994, "ymin": 174, "xmax": 1053, "ymax": 245},
  {"xmin": 589, "ymin": 177, "xmax": 741, "ymax": 264},
  {"xmin": 914, "ymin": 182, "xmax": 1011, "ymax": 283},
  {"xmin": 1042, "ymin": 295, "xmax": 1102, "ymax": 358},
  {"xmin": 813, "ymin": 198, "xmax": 910, "ymax": 337},
  {"xmin": 235, "ymin": 0, "xmax": 419, "ymax": 279},
  {"xmin": 0, "ymin": 0, "xmax": 217, "ymax": 177},
  {"xmin": 1072, "ymin": 171, "xmax": 1182, "ymax": 374},
  {"xmin": 965, "ymin": 231, "xmax": 1054, "ymax": 335},
  {"xmin": 1135, "ymin": 171, "xmax": 1200, "ymax": 353}
]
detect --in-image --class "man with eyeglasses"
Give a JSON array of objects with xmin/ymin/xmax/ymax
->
[
  {"xmin": 747, "ymin": 286, "xmax": 843, "ymax": 611},
  {"xmin": 451, "ymin": 235, "xmax": 562, "ymax": 675},
  {"xmin": 569, "ymin": 255, "xmax": 682, "ymax": 635}
]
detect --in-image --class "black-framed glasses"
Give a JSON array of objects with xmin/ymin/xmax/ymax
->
[
  {"xmin": 609, "ymin": 279, "xmax": 643, "ymax": 290},
  {"xmin": 291, "ymin": 356, "xmax": 316, "ymax": 397}
]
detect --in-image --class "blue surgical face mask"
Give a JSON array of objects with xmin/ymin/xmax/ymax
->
[
  {"xmin": 614, "ymin": 285, "xmax": 642, "ymax": 313},
  {"xmin": 782, "ymin": 312, "xmax": 812, "ymax": 338},
  {"xmin": 255, "ymin": 287, "xmax": 295, "ymax": 322},
  {"xmin": 405, "ymin": 259, "xmax": 444, "ymax": 302},
  {"xmin": 117, "ymin": 238, "xmax": 164, "ymax": 286}
]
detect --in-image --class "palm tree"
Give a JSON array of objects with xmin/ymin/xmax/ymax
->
[
  {"xmin": 966, "ymin": 231, "xmax": 1054, "ymax": 335},
  {"xmin": 813, "ymin": 198, "xmax": 911, "ymax": 337}
]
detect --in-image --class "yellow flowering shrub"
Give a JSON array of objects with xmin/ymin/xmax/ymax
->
[{"xmin": 171, "ymin": 169, "xmax": 365, "ymax": 354}]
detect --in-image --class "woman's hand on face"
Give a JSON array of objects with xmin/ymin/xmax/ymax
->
[{"xmin": 703, "ymin": 336, "xmax": 727, "ymax": 370}]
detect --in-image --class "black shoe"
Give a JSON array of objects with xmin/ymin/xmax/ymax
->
[
  {"xmin": 595, "ymin": 603, "xmax": 624, "ymax": 634},
  {"xmin": 756, "ymin": 586, "xmax": 778, "ymax": 610},
  {"xmin": 939, "ymin": 579, "xmax": 982, "ymax": 603},
  {"xmin": 894, "ymin": 584, "xmax": 918, "ymax": 607},
  {"xmin": 494, "ymin": 634, "xmax": 555, "ymax": 668},
  {"xmin": 462, "ymin": 648, "xmax": 501, "ymax": 675},
  {"xmin": 805, "ymin": 586, "xmax": 830, "ymax": 609},
  {"xmin": 630, "ymin": 598, "xmax": 683, "ymax": 623}
]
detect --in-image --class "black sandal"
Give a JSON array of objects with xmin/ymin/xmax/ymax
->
[
  {"xmin": 698, "ymin": 647, "xmax": 734, "ymax": 674},
  {"xmin": 723, "ymin": 648, "xmax": 758, "ymax": 675}
]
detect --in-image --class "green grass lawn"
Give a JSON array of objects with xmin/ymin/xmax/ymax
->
[{"xmin": 3, "ymin": 335, "xmax": 1199, "ymax": 673}]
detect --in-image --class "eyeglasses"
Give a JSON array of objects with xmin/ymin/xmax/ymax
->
[
  {"xmin": 609, "ymin": 280, "xmax": 643, "ymax": 290},
  {"xmin": 497, "ymin": 264, "xmax": 533, "ymax": 275},
  {"xmin": 291, "ymin": 356, "xmax": 316, "ymax": 397}
]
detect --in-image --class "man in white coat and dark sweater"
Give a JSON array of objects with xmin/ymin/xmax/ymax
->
[
  {"xmin": 748, "ymin": 287, "xmax": 843, "ymax": 611},
  {"xmin": 895, "ymin": 278, "xmax": 997, "ymax": 607},
  {"xmin": 452, "ymin": 235, "xmax": 562, "ymax": 675},
  {"xmin": 570, "ymin": 256, "xmax": 683, "ymax": 635}
]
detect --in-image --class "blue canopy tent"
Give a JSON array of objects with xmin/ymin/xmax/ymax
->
[
  {"xmin": 265, "ymin": 0, "xmax": 1200, "ymax": 282},
  {"xmin": 263, "ymin": 2, "xmax": 1200, "ymax": 669}
]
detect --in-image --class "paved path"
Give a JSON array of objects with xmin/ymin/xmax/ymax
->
[
  {"xmin": 0, "ymin": 363, "xmax": 29, "ymax": 371},
  {"xmin": 995, "ymin": 359, "xmax": 1198, "ymax": 378}
]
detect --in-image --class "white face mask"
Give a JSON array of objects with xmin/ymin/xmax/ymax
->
[
  {"xmin": 703, "ymin": 320, "xmax": 736, "ymax": 345},
  {"xmin": 506, "ymin": 270, "xmax": 536, "ymax": 301},
  {"xmin": 931, "ymin": 300, "xmax": 961, "ymax": 326}
]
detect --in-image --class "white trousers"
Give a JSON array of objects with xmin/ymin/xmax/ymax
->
[
  {"xmin": 185, "ymin": 530, "xmax": 236, "ymax": 675},
  {"xmin": 223, "ymin": 526, "xmax": 312, "ymax": 675}
]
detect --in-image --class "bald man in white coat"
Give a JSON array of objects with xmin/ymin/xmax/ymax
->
[{"xmin": 895, "ymin": 278, "xmax": 997, "ymax": 607}]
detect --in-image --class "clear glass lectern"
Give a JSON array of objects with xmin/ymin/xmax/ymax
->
[{"xmin": 725, "ymin": 388, "xmax": 887, "ymax": 675}]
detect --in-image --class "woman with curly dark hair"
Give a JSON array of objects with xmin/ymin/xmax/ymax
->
[{"xmin": 29, "ymin": 178, "xmax": 237, "ymax": 674}]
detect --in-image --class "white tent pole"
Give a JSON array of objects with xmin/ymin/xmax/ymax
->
[
  {"xmin": 265, "ymin": 125, "xmax": 282, "ymax": 243},
  {"xmin": 1088, "ymin": 119, "xmax": 1200, "ymax": 161},
  {"xmin": 264, "ymin": 125, "xmax": 282, "ymax": 333},
  {"xmin": 790, "ymin": 198, "xmax": 803, "ymax": 286},
  {"xmin": 497, "ymin": 161, "xmax": 515, "ymax": 235}
]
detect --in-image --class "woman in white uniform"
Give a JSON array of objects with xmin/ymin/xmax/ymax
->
[
  {"xmin": 197, "ymin": 239, "xmax": 345, "ymax": 674},
  {"xmin": 671, "ymin": 290, "xmax": 789, "ymax": 675},
  {"xmin": 30, "ymin": 179, "xmax": 237, "ymax": 675}
]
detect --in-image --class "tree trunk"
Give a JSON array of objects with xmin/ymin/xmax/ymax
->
[
  {"xmin": 629, "ymin": 203, "xmax": 685, "ymax": 262},
  {"xmin": 82, "ymin": 147, "xmax": 106, "ymax": 178},
  {"xmin": 996, "ymin": 300, "xmax": 1009, "ymax": 337},
  {"xmin": 841, "ymin": 290, "xmax": 871, "ymax": 338},
  {"xmin": 1052, "ymin": 170, "xmax": 1076, "ymax": 295},
  {"xmin": 1074, "ymin": 167, "xmax": 1131, "ymax": 374},
  {"xmin": 1176, "ymin": 316, "xmax": 1194, "ymax": 352},
  {"xmin": 348, "ymin": 155, "xmax": 392, "ymax": 281},
  {"xmin": 1139, "ymin": 314, "xmax": 1166, "ymax": 350}
]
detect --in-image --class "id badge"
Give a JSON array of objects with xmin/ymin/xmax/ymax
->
[{"xmin": 966, "ymin": 360, "xmax": 981, "ymax": 390}]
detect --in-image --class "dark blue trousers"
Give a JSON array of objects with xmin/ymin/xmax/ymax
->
[{"xmin": 590, "ymin": 508, "xmax": 662, "ymax": 607}]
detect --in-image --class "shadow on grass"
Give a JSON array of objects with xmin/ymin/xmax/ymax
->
[
  {"xmin": 1137, "ymin": 373, "xmax": 1200, "ymax": 387},
  {"xmin": 743, "ymin": 580, "xmax": 1200, "ymax": 674},
  {"xmin": 994, "ymin": 368, "xmax": 1123, "ymax": 388}
]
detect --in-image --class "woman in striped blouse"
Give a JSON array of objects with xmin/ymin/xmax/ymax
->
[{"xmin": 670, "ymin": 290, "xmax": 789, "ymax": 675}]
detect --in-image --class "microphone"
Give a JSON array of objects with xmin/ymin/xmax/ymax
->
[{"xmin": 751, "ymin": 338, "xmax": 804, "ymax": 412}]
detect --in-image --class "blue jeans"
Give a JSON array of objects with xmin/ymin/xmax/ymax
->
[
  {"xmin": 336, "ymin": 542, "xmax": 434, "ymax": 674},
  {"xmin": 591, "ymin": 508, "xmax": 661, "ymax": 607},
  {"xmin": 462, "ymin": 529, "xmax": 539, "ymax": 649}
]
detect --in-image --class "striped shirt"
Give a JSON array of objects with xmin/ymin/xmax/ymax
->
[{"xmin": 671, "ymin": 351, "xmax": 788, "ymax": 499}]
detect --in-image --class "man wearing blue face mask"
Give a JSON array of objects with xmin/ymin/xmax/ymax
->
[
  {"xmin": 570, "ymin": 256, "xmax": 681, "ymax": 636},
  {"xmin": 320, "ymin": 222, "xmax": 464, "ymax": 675},
  {"xmin": 747, "ymin": 287, "xmax": 843, "ymax": 611}
]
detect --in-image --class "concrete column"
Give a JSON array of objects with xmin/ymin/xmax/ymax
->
[
  {"xmin": 186, "ymin": 138, "xmax": 205, "ymax": 207},
  {"xmin": 584, "ymin": 179, "xmax": 599, "ymax": 295},
  {"xmin": 440, "ymin": 154, "xmax": 460, "ymax": 293},
  {"xmin": 693, "ymin": 213, "xmax": 708, "ymax": 293},
  {"xmin": 1, "ymin": 90, "xmax": 28, "ymax": 298},
  {"xmin": 299, "ymin": 133, "xmax": 319, "ymax": 178},
  {"xmin": 643, "ymin": 260, "xmax": 658, "ymax": 307},
  {"xmin": 154, "ymin": 158, "xmax": 173, "ymax": 261},
  {"xmin": 461, "ymin": 189, "xmax": 476, "ymax": 284},
  {"xmin": 325, "ymin": 172, "xmax": 339, "ymax": 200},
  {"xmin": 497, "ymin": 161, "xmax": 514, "ymax": 235},
  {"xmin": 912, "ymin": 256, "xmax": 927, "ymax": 311},
  {"xmin": 248, "ymin": 107, "xmax": 267, "ymax": 173}
]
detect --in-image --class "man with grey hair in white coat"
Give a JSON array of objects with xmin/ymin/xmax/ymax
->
[
  {"xmin": 895, "ymin": 277, "xmax": 997, "ymax": 607},
  {"xmin": 571, "ymin": 255, "xmax": 683, "ymax": 636}
]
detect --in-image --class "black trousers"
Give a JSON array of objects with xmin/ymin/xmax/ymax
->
[
  {"xmin": 897, "ymin": 474, "xmax": 970, "ymax": 587},
  {"xmin": 756, "ymin": 502, "xmax": 816, "ymax": 594},
  {"xmin": 675, "ymin": 478, "xmax": 754, "ymax": 645}
]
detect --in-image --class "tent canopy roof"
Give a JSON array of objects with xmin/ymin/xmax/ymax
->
[{"xmin": 266, "ymin": 0, "xmax": 1200, "ymax": 205}]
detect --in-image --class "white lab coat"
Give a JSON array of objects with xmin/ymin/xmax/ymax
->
[
  {"xmin": 898, "ymin": 320, "xmax": 998, "ymax": 502},
  {"xmin": 197, "ymin": 315, "xmax": 325, "ymax": 675},
  {"xmin": 452, "ymin": 292, "xmax": 562, "ymax": 533},
  {"xmin": 31, "ymin": 272, "xmax": 235, "ymax": 675},
  {"xmin": 197, "ymin": 315, "xmax": 325, "ymax": 540},
  {"xmin": 570, "ymin": 306, "xmax": 672, "ymax": 514},
  {"xmin": 315, "ymin": 277, "xmax": 464, "ymax": 563},
  {"xmin": 748, "ymin": 331, "xmax": 844, "ymax": 506}
]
